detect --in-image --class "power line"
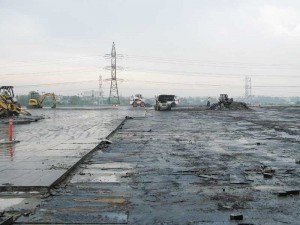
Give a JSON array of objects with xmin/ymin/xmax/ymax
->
[
  {"xmin": 2, "ymin": 53, "xmax": 299, "ymax": 69},
  {"xmin": 14, "ymin": 79, "xmax": 98, "ymax": 88},
  {"xmin": 0, "ymin": 54, "xmax": 102, "ymax": 68},
  {"xmin": 0, "ymin": 68, "xmax": 101, "ymax": 77},
  {"xmin": 12, "ymin": 78, "xmax": 300, "ymax": 89},
  {"xmin": 124, "ymin": 67, "xmax": 300, "ymax": 78},
  {"xmin": 125, "ymin": 79, "xmax": 221, "ymax": 87},
  {"xmin": 124, "ymin": 54, "xmax": 300, "ymax": 69},
  {"xmin": 252, "ymin": 85, "xmax": 300, "ymax": 88}
]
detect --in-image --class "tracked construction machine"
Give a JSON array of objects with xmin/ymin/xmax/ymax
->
[
  {"xmin": 28, "ymin": 91, "xmax": 56, "ymax": 109},
  {"xmin": 209, "ymin": 94, "xmax": 249, "ymax": 110},
  {"xmin": 218, "ymin": 94, "xmax": 233, "ymax": 107},
  {"xmin": 0, "ymin": 86, "xmax": 31, "ymax": 117}
]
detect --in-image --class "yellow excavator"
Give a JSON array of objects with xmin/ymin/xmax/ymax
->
[
  {"xmin": 28, "ymin": 91, "xmax": 56, "ymax": 109},
  {"xmin": 0, "ymin": 86, "xmax": 31, "ymax": 117}
]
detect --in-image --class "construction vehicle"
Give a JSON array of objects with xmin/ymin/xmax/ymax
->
[
  {"xmin": 154, "ymin": 94, "xmax": 178, "ymax": 111},
  {"xmin": 209, "ymin": 94, "xmax": 233, "ymax": 110},
  {"xmin": 129, "ymin": 94, "xmax": 145, "ymax": 107},
  {"xmin": 209, "ymin": 94, "xmax": 248, "ymax": 110},
  {"xmin": 28, "ymin": 91, "xmax": 56, "ymax": 109},
  {"xmin": 218, "ymin": 94, "xmax": 233, "ymax": 107},
  {"xmin": 0, "ymin": 86, "xmax": 31, "ymax": 117}
]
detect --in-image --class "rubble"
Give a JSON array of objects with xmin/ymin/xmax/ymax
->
[
  {"xmin": 277, "ymin": 190, "xmax": 299, "ymax": 197},
  {"xmin": 210, "ymin": 101, "xmax": 249, "ymax": 110},
  {"xmin": 230, "ymin": 214, "xmax": 243, "ymax": 220},
  {"xmin": 263, "ymin": 173, "xmax": 273, "ymax": 178}
]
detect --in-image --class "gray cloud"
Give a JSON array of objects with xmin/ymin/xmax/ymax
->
[{"xmin": 0, "ymin": 0, "xmax": 299, "ymax": 97}]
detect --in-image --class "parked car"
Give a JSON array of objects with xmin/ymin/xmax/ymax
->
[{"xmin": 154, "ymin": 94, "xmax": 178, "ymax": 111}]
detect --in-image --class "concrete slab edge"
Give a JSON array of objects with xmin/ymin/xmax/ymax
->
[
  {"xmin": 0, "ymin": 217, "xmax": 13, "ymax": 225},
  {"xmin": 0, "ymin": 117, "xmax": 129, "ymax": 193},
  {"xmin": 49, "ymin": 116, "xmax": 128, "ymax": 190}
]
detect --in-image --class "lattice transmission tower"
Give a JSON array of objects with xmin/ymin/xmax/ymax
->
[
  {"xmin": 98, "ymin": 75, "xmax": 104, "ymax": 105},
  {"xmin": 108, "ymin": 42, "xmax": 120, "ymax": 105},
  {"xmin": 245, "ymin": 76, "xmax": 252, "ymax": 104}
]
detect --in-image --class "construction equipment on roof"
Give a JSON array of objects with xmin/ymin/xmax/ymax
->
[
  {"xmin": 129, "ymin": 94, "xmax": 145, "ymax": 107},
  {"xmin": 28, "ymin": 91, "xmax": 56, "ymax": 109},
  {"xmin": 0, "ymin": 86, "xmax": 31, "ymax": 117},
  {"xmin": 209, "ymin": 94, "xmax": 249, "ymax": 110}
]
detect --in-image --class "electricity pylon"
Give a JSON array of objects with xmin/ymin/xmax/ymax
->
[{"xmin": 108, "ymin": 42, "xmax": 120, "ymax": 105}]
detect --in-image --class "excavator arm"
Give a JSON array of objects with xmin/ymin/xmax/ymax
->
[{"xmin": 40, "ymin": 93, "xmax": 56, "ymax": 108}]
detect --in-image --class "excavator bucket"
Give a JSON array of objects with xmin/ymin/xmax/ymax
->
[{"xmin": 19, "ymin": 109, "xmax": 32, "ymax": 116}]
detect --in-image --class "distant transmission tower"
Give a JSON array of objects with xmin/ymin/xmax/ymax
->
[
  {"xmin": 245, "ymin": 76, "xmax": 252, "ymax": 104},
  {"xmin": 98, "ymin": 75, "xmax": 104, "ymax": 105},
  {"xmin": 108, "ymin": 42, "xmax": 120, "ymax": 105}
]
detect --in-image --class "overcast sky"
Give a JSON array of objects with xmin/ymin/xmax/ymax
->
[{"xmin": 0, "ymin": 0, "xmax": 300, "ymax": 97}]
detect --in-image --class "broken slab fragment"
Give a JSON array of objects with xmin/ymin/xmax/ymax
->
[
  {"xmin": 286, "ymin": 190, "xmax": 300, "ymax": 195},
  {"xmin": 263, "ymin": 173, "xmax": 273, "ymax": 179},
  {"xmin": 278, "ymin": 191, "xmax": 288, "ymax": 197},
  {"xmin": 230, "ymin": 214, "xmax": 243, "ymax": 220},
  {"xmin": 277, "ymin": 190, "xmax": 299, "ymax": 197},
  {"xmin": 100, "ymin": 139, "xmax": 113, "ymax": 144}
]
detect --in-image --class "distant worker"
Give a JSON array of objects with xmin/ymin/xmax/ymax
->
[{"xmin": 206, "ymin": 97, "xmax": 211, "ymax": 107}]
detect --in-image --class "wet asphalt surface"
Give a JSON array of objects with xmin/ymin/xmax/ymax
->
[{"xmin": 1, "ymin": 106, "xmax": 300, "ymax": 224}]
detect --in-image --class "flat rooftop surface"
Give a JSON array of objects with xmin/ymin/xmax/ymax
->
[
  {"xmin": 1, "ymin": 106, "xmax": 300, "ymax": 224},
  {"xmin": 0, "ymin": 107, "xmax": 144, "ymax": 191}
]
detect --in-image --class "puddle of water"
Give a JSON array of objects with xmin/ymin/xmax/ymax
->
[
  {"xmin": 74, "ymin": 198, "xmax": 126, "ymax": 203},
  {"xmin": 99, "ymin": 212, "xmax": 128, "ymax": 223},
  {"xmin": 89, "ymin": 163, "xmax": 133, "ymax": 169},
  {"xmin": 70, "ymin": 174, "xmax": 119, "ymax": 183},
  {"xmin": 91, "ymin": 175, "xmax": 119, "ymax": 183},
  {"xmin": 236, "ymin": 137, "xmax": 249, "ymax": 144},
  {"xmin": 0, "ymin": 198, "xmax": 24, "ymax": 210},
  {"xmin": 278, "ymin": 132, "xmax": 300, "ymax": 140},
  {"xmin": 82, "ymin": 169, "xmax": 128, "ymax": 175},
  {"xmin": 254, "ymin": 185, "xmax": 284, "ymax": 191}
]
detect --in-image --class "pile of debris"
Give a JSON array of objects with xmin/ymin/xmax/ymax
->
[{"xmin": 208, "ymin": 94, "xmax": 249, "ymax": 110}]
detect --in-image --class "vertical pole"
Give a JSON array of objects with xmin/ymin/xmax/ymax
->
[{"xmin": 9, "ymin": 116, "xmax": 13, "ymax": 141}]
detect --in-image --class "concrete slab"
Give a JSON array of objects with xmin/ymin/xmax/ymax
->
[
  {"xmin": 0, "ymin": 108, "xmax": 144, "ymax": 191},
  {"xmin": 0, "ymin": 170, "xmax": 66, "ymax": 189}
]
